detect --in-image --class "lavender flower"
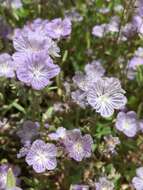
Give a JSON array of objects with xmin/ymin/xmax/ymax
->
[
  {"xmin": 87, "ymin": 77, "xmax": 127, "ymax": 118},
  {"xmin": 15, "ymin": 53, "xmax": 60, "ymax": 90},
  {"xmin": 71, "ymin": 90, "xmax": 88, "ymax": 108},
  {"xmin": 17, "ymin": 121, "xmax": 40, "ymax": 145},
  {"xmin": 70, "ymin": 184, "xmax": 89, "ymax": 190},
  {"xmin": 0, "ymin": 53, "xmax": 15, "ymax": 78},
  {"xmin": 115, "ymin": 111, "xmax": 139, "ymax": 137},
  {"xmin": 13, "ymin": 31, "xmax": 60, "ymax": 58},
  {"xmin": 46, "ymin": 18, "xmax": 72, "ymax": 39},
  {"xmin": 65, "ymin": 8, "xmax": 83, "ymax": 22},
  {"xmin": 132, "ymin": 15, "xmax": 143, "ymax": 35},
  {"xmin": 92, "ymin": 24, "xmax": 106, "ymax": 38},
  {"xmin": 25, "ymin": 139, "xmax": 57, "ymax": 173},
  {"xmin": 104, "ymin": 135, "xmax": 120, "ymax": 154},
  {"xmin": 132, "ymin": 167, "xmax": 143, "ymax": 190},
  {"xmin": 72, "ymin": 61, "xmax": 105, "ymax": 108},
  {"xmin": 95, "ymin": 177, "xmax": 114, "ymax": 190},
  {"xmin": 84, "ymin": 60, "xmax": 105, "ymax": 81},
  {"xmin": 73, "ymin": 61, "xmax": 105, "ymax": 91},
  {"xmin": 48, "ymin": 127, "xmax": 67, "ymax": 140},
  {"xmin": 121, "ymin": 23, "xmax": 137, "ymax": 38},
  {"xmin": 63, "ymin": 130, "xmax": 93, "ymax": 162},
  {"xmin": 17, "ymin": 143, "xmax": 31, "ymax": 158},
  {"xmin": 106, "ymin": 16, "xmax": 120, "ymax": 33}
]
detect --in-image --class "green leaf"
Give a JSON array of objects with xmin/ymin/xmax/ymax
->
[
  {"xmin": 6, "ymin": 168, "xmax": 16, "ymax": 189},
  {"xmin": 12, "ymin": 101, "xmax": 26, "ymax": 114}
]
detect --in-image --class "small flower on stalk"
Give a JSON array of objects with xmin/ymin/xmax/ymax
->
[
  {"xmin": 132, "ymin": 167, "xmax": 143, "ymax": 190},
  {"xmin": 25, "ymin": 139, "xmax": 57, "ymax": 173},
  {"xmin": 115, "ymin": 111, "xmax": 139, "ymax": 137},
  {"xmin": 95, "ymin": 177, "xmax": 114, "ymax": 190},
  {"xmin": 63, "ymin": 130, "xmax": 93, "ymax": 162},
  {"xmin": 13, "ymin": 31, "xmax": 60, "ymax": 58},
  {"xmin": 17, "ymin": 121, "xmax": 40, "ymax": 145},
  {"xmin": 0, "ymin": 53, "xmax": 15, "ymax": 78},
  {"xmin": 48, "ymin": 127, "xmax": 67, "ymax": 140},
  {"xmin": 46, "ymin": 18, "xmax": 72, "ymax": 39},
  {"xmin": 87, "ymin": 77, "xmax": 127, "ymax": 118},
  {"xmin": 15, "ymin": 53, "xmax": 60, "ymax": 90}
]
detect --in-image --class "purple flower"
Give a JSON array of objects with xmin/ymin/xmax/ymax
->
[
  {"xmin": 17, "ymin": 121, "xmax": 40, "ymax": 145},
  {"xmin": 13, "ymin": 31, "xmax": 60, "ymax": 58},
  {"xmin": 84, "ymin": 60, "xmax": 105, "ymax": 81},
  {"xmin": 25, "ymin": 139, "xmax": 57, "ymax": 173},
  {"xmin": 132, "ymin": 167, "xmax": 143, "ymax": 190},
  {"xmin": 127, "ymin": 48, "xmax": 143, "ymax": 79},
  {"xmin": 71, "ymin": 90, "xmax": 88, "ymax": 108},
  {"xmin": 63, "ymin": 130, "xmax": 93, "ymax": 162},
  {"xmin": 64, "ymin": 8, "xmax": 83, "ymax": 22},
  {"xmin": 15, "ymin": 53, "xmax": 60, "ymax": 90},
  {"xmin": 106, "ymin": 16, "xmax": 120, "ymax": 33},
  {"xmin": 70, "ymin": 184, "xmax": 89, "ymax": 190},
  {"xmin": 132, "ymin": 15, "xmax": 143, "ymax": 34},
  {"xmin": 115, "ymin": 111, "xmax": 139, "ymax": 137},
  {"xmin": 87, "ymin": 77, "xmax": 127, "ymax": 118},
  {"xmin": 0, "ymin": 53, "xmax": 15, "ymax": 78},
  {"xmin": 92, "ymin": 24, "xmax": 106, "ymax": 38},
  {"xmin": 121, "ymin": 23, "xmax": 137, "ymax": 38},
  {"xmin": 73, "ymin": 72, "xmax": 90, "ymax": 92},
  {"xmin": 95, "ymin": 177, "xmax": 114, "ymax": 190},
  {"xmin": 48, "ymin": 127, "xmax": 67, "ymax": 140},
  {"xmin": 46, "ymin": 18, "xmax": 72, "ymax": 39},
  {"xmin": 17, "ymin": 145, "xmax": 31, "ymax": 159},
  {"xmin": 128, "ymin": 57, "xmax": 143, "ymax": 70}
]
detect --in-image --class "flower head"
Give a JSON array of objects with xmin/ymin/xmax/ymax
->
[
  {"xmin": 13, "ymin": 31, "xmax": 60, "ymax": 58},
  {"xmin": 25, "ymin": 139, "xmax": 57, "ymax": 173},
  {"xmin": 95, "ymin": 177, "xmax": 114, "ymax": 190},
  {"xmin": 87, "ymin": 77, "xmax": 127, "ymax": 118},
  {"xmin": 115, "ymin": 111, "xmax": 139, "ymax": 137},
  {"xmin": 46, "ymin": 18, "xmax": 72, "ymax": 39},
  {"xmin": 17, "ymin": 121, "xmax": 40, "ymax": 145},
  {"xmin": 84, "ymin": 60, "xmax": 105, "ymax": 81},
  {"xmin": 0, "ymin": 53, "xmax": 15, "ymax": 78},
  {"xmin": 132, "ymin": 167, "xmax": 143, "ymax": 190},
  {"xmin": 15, "ymin": 53, "xmax": 60, "ymax": 90},
  {"xmin": 63, "ymin": 130, "xmax": 93, "ymax": 162},
  {"xmin": 48, "ymin": 127, "xmax": 67, "ymax": 140},
  {"xmin": 65, "ymin": 9, "xmax": 83, "ymax": 22},
  {"xmin": 70, "ymin": 184, "xmax": 89, "ymax": 190},
  {"xmin": 92, "ymin": 24, "xmax": 106, "ymax": 38}
]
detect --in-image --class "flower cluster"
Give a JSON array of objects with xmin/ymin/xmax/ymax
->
[
  {"xmin": 17, "ymin": 122, "xmax": 93, "ymax": 173},
  {"xmin": 0, "ymin": 17, "xmax": 72, "ymax": 90},
  {"xmin": 49, "ymin": 127, "xmax": 93, "ymax": 162}
]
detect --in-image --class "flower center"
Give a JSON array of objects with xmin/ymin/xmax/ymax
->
[{"xmin": 73, "ymin": 142, "xmax": 83, "ymax": 153}]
